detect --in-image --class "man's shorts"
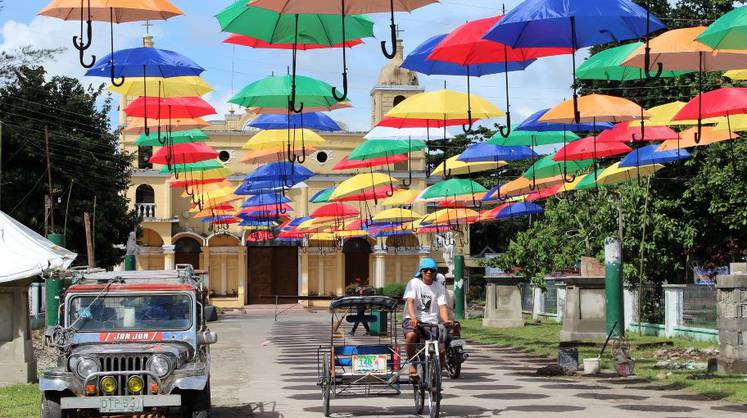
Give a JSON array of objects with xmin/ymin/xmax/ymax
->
[{"xmin": 402, "ymin": 319, "xmax": 446, "ymax": 344}]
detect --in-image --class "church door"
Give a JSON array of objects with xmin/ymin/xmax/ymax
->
[
  {"xmin": 247, "ymin": 246, "xmax": 298, "ymax": 304},
  {"xmin": 343, "ymin": 238, "xmax": 372, "ymax": 288}
]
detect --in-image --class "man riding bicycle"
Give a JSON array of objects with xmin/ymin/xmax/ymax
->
[{"xmin": 402, "ymin": 258, "xmax": 452, "ymax": 379}]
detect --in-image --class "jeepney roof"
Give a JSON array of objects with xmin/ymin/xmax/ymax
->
[{"xmin": 67, "ymin": 270, "xmax": 201, "ymax": 293}]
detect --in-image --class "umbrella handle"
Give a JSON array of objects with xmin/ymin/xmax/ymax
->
[
  {"xmin": 694, "ymin": 119, "xmax": 702, "ymax": 144},
  {"xmin": 332, "ymin": 71, "xmax": 348, "ymax": 102},
  {"xmin": 528, "ymin": 178, "xmax": 537, "ymax": 192},
  {"xmin": 381, "ymin": 0, "xmax": 397, "ymax": 60},
  {"xmin": 72, "ymin": 0, "xmax": 94, "ymax": 52},
  {"xmin": 288, "ymin": 98, "xmax": 304, "ymax": 114},
  {"xmin": 498, "ymin": 112, "xmax": 512, "ymax": 138},
  {"xmin": 643, "ymin": 47, "xmax": 663, "ymax": 79},
  {"xmin": 76, "ymin": 47, "xmax": 96, "ymax": 69},
  {"xmin": 108, "ymin": 12, "xmax": 125, "ymax": 87},
  {"xmin": 462, "ymin": 110, "xmax": 474, "ymax": 134}
]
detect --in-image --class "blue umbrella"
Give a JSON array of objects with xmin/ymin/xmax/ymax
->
[
  {"xmin": 458, "ymin": 143, "xmax": 537, "ymax": 163},
  {"xmin": 371, "ymin": 230, "xmax": 414, "ymax": 239},
  {"xmin": 287, "ymin": 217, "xmax": 313, "ymax": 228},
  {"xmin": 85, "ymin": 47, "xmax": 204, "ymax": 79},
  {"xmin": 517, "ymin": 109, "xmax": 612, "ymax": 132},
  {"xmin": 491, "ymin": 202, "xmax": 545, "ymax": 219},
  {"xmin": 310, "ymin": 187, "xmax": 335, "ymax": 203},
  {"xmin": 248, "ymin": 162, "xmax": 314, "ymax": 184},
  {"xmin": 483, "ymin": 0, "xmax": 666, "ymax": 121},
  {"xmin": 241, "ymin": 193, "xmax": 291, "ymax": 208},
  {"xmin": 201, "ymin": 215, "xmax": 235, "ymax": 223},
  {"xmin": 248, "ymin": 112, "xmax": 341, "ymax": 132},
  {"xmin": 619, "ymin": 145, "xmax": 691, "ymax": 168},
  {"xmin": 239, "ymin": 219, "xmax": 277, "ymax": 227},
  {"xmin": 234, "ymin": 180, "xmax": 282, "ymax": 195}
]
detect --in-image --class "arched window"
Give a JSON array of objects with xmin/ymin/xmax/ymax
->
[
  {"xmin": 135, "ymin": 184, "xmax": 155, "ymax": 204},
  {"xmin": 393, "ymin": 95, "xmax": 406, "ymax": 107}
]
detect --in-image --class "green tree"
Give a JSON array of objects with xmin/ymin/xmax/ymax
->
[{"xmin": 0, "ymin": 66, "xmax": 136, "ymax": 268}]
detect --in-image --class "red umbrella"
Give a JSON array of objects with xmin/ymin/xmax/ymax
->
[
  {"xmin": 310, "ymin": 203, "xmax": 359, "ymax": 218},
  {"xmin": 332, "ymin": 153, "xmax": 408, "ymax": 170},
  {"xmin": 672, "ymin": 87, "xmax": 747, "ymax": 121},
  {"xmin": 170, "ymin": 176, "xmax": 225, "ymax": 188},
  {"xmin": 240, "ymin": 203, "xmax": 293, "ymax": 213},
  {"xmin": 246, "ymin": 230, "xmax": 275, "ymax": 242},
  {"xmin": 596, "ymin": 121, "xmax": 679, "ymax": 143},
  {"xmin": 224, "ymin": 34, "xmax": 363, "ymax": 49},
  {"xmin": 525, "ymin": 184, "xmax": 562, "ymax": 201},
  {"xmin": 125, "ymin": 96, "xmax": 217, "ymax": 119},
  {"xmin": 150, "ymin": 142, "xmax": 218, "ymax": 165},
  {"xmin": 377, "ymin": 116, "xmax": 471, "ymax": 129},
  {"xmin": 552, "ymin": 137, "xmax": 632, "ymax": 161}
]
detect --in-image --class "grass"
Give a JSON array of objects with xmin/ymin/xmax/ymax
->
[
  {"xmin": 462, "ymin": 316, "xmax": 747, "ymax": 403},
  {"xmin": 0, "ymin": 384, "xmax": 39, "ymax": 418}
]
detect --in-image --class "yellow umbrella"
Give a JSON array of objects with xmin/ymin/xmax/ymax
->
[
  {"xmin": 645, "ymin": 101, "xmax": 721, "ymax": 126},
  {"xmin": 193, "ymin": 204, "xmax": 237, "ymax": 218},
  {"xmin": 191, "ymin": 193, "xmax": 241, "ymax": 211},
  {"xmin": 329, "ymin": 173, "xmax": 398, "ymax": 200},
  {"xmin": 540, "ymin": 94, "xmax": 649, "ymax": 124},
  {"xmin": 597, "ymin": 162, "xmax": 664, "ymax": 186},
  {"xmin": 431, "ymin": 156, "xmax": 505, "ymax": 177},
  {"xmin": 372, "ymin": 208, "xmax": 422, "ymax": 223},
  {"xmin": 385, "ymin": 89, "xmax": 504, "ymax": 121},
  {"xmin": 380, "ymin": 189, "xmax": 419, "ymax": 206},
  {"xmin": 724, "ymin": 69, "xmax": 747, "ymax": 80},
  {"xmin": 108, "ymin": 76, "xmax": 212, "ymax": 98},
  {"xmin": 242, "ymin": 129, "xmax": 326, "ymax": 150},
  {"xmin": 169, "ymin": 167, "xmax": 231, "ymax": 184},
  {"xmin": 309, "ymin": 232, "xmax": 336, "ymax": 241},
  {"xmin": 334, "ymin": 230, "xmax": 369, "ymax": 238},
  {"xmin": 240, "ymin": 146, "xmax": 318, "ymax": 164},
  {"xmin": 421, "ymin": 208, "xmax": 479, "ymax": 225},
  {"xmin": 657, "ymin": 126, "xmax": 737, "ymax": 151},
  {"xmin": 180, "ymin": 183, "xmax": 233, "ymax": 198},
  {"xmin": 712, "ymin": 114, "xmax": 747, "ymax": 132},
  {"xmin": 123, "ymin": 117, "xmax": 208, "ymax": 134}
]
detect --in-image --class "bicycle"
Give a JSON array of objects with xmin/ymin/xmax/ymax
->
[{"xmin": 408, "ymin": 322, "xmax": 445, "ymax": 418}]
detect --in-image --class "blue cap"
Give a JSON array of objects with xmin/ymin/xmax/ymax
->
[{"xmin": 415, "ymin": 257, "xmax": 438, "ymax": 278}]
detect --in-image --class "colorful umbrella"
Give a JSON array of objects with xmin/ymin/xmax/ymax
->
[
  {"xmin": 159, "ymin": 159, "xmax": 224, "ymax": 174},
  {"xmin": 671, "ymin": 87, "xmax": 747, "ymax": 143},
  {"xmin": 348, "ymin": 139, "xmax": 425, "ymax": 161},
  {"xmin": 431, "ymin": 156, "xmax": 504, "ymax": 177},
  {"xmin": 523, "ymin": 155, "xmax": 594, "ymax": 180},
  {"xmin": 421, "ymin": 208, "xmax": 480, "ymax": 226},
  {"xmin": 597, "ymin": 162, "xmax": 664, "ymax": 186},
  {"xmin": 150, "ymin": 142, "xmax": 218, "ymax": 165},
  {"xmin": 107, "ymin": 76, "xmax": 212, "ymax": 98},
  {"xmin": 248, "ymin": 162, "xmax": 314, "ymax": 184},
  {"xmin": 380, "ymin": 189, "xmax": 419, "ymax": 206},
  {"xmin": 385, "ymin": 89, "xmax": 504, "ymax": 125},
  {"xmin": 553, "ymin": 137, "xmax": 632, "ymax": 161},
  {"xmin": 231, "ymin": 74, "xmax": 350, "ymax": 111},
  {"xmin": 372, "ymin": 208, "xmax": 422, "ymax": 223},
  {"xmin": 656, "ymin": 126, "xmax": 737, "ymax": 151},
  {"xmin": 596, "ymin": 121, "xmax": 679, "ymax": 143},
  {"xmin": 541, "ymin": 94, "xmax": 649, "ymax": 124},
  {"xmin": 724, "ymin": 69, "xmax": 747, "ymax": 80},
  {"xmin": 310, "ymin": 203, "xmax": 359, "ymax": 218},
  {"xmin": 480, "ymin": 202, "xmax": 544, "ymax": 221},
  {"xmin": 224, "ymin": 33, "xmax": 363, "ymax": 49},
  {"xmin": 124, "ymin": 117, "xmax": 208, "ymax": 134},
  {"xmin": 417, "ymin": 179, "xmax": 487, "ymax": 203},
  {"xmin": 136, "ymin": 129, "xmax": 207, "ymax": 147},
  {"xmin": 516, "ymin": 108, "xmax": 613, "ymax": 132},
  {"xmin": 576, "ymin": 41, "xmax": 691, "ymax": 81},
  {"xmin": 332, "ymin": 154, "xmax": 408, "ymax": 170},
  {"xmin": 248, "ymin": 112, "xmax": 341, "ymax": 132},
  {"xmin": 124, "ymin": 96, "xmax": 216, "ymax": 120},
  {"xmin": 39, "ymin": 0, "xmax": 182, "ymax": 74},
  {"xmin": 310, "ymin": 188, "xmax": 335, "ymax": 204},
  {"xmin": 488, "ymin": 130, "xmax": 579, "ymax": 146},
  {"xmin": 458, "ymin": 144, "xmax": 537, "ymax": 162},
  {"xmin": 695, "ymin": 5, "xmax": 747, "ymax": 50},
  {"xmin": 377, "ymin": 116, "xmax": 470, "ymax": 129},
  {"xmin": 329, "ymin": 173, "xmax": 398, "ymax": 200},
  {"xmin": 619, "ymin": 145, "xmax": 691, "ymax": 168},
  {"xmin": 486, "ymin": 175, "xmax": 565, "ymax": 200}
]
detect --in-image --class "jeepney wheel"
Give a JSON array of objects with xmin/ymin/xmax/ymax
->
[
  {"xmin": 181, "ymin": 381, "xmax": 211, "ymax": 418},
  {"xmin": 322, "ymin": 354, "xmax": 331, "ymax": 417},
  {"xmin": 40, "ymin": 391, "xmax": 65, "ymax": 418},
  {"xmin": 412, "ymin": 363, "xmax": 424, "ymax": 415}
]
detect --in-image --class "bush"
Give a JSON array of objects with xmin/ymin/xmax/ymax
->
[{"xmin": 382, "ymin": 283, "xmax": 407, "ymax": 298}]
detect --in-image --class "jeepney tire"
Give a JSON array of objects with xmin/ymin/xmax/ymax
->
[
  {"xmin": 40, "ymin": 391, "xmax": 64, "ymax": 418},
  {"xmin": 182, "ymin": 382, "xmax": 211, "ymax": 418}
]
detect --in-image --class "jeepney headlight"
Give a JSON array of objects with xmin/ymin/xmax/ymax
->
[
  {"xmin": 100, "ymin": 376, "xmax": 117, "ymax": 394},
  {"xmin": 76, "ymin": 358, "xmax": 99, "ymax": 379},
  {"xmin": 127, "ymin": 376, "xmax": 144, "ymax": 394},
  {"xmin": 147, "ymin": 355, "xmax": 171, "ymax": 378}
]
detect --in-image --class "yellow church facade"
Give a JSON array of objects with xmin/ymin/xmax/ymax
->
[{"xmin": 121, "ymin": 38, "xmax": 455, "ymax": 308}]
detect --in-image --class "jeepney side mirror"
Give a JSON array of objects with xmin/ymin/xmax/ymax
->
[{"xmin": 197, "ymin": 329, "xmax": 218, "ymax": 345}]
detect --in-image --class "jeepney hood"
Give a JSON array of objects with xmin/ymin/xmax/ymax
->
[
  {"xmin": 71, "ymin": 343, "xmax": 189, "ymax": 359},
  {"xmin": 67, "ymin": 329, "xmax": 198, "ymax": 350}
]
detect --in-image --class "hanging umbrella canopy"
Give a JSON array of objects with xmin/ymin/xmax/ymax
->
[
  {"xmin": 169, "ymin": 172, "xmax": 230, "ymax": 189},
  {"xmin": 619, "ymin": 145, "xmax": 691, "ymax": 167},
  {"xmin": 159, "ymin": 159, "xmax": 225, "ymax": 174},
  {"xmin": 39, "ymin": 0, "xmax": 182, "ymax": 21},
  {"xmin": 365, "ymin": 126, "xmax": 457, "ymax": 140},
  {"xmin": 224, "ymin": 33, "xmax": 363, "ymax": 49},
  {"xmin": 695, "ymin": 5, "xmax": 747, "ymax": 50},
  {"xmin": 108, "ymin": 76, "xmax": 212, "ymax": 98},
  {"xmin": 248, "ymin": 112, "xmax": 341, "ymax": 131},
  {"xmin": 242, "ymin": 193, "xmax": 291, "ymax": 207},
  {"xmin": 124, "ymin": 96, "xmax": 217, "ymax": 119},
  {"xmin": 488, "ymin": 130, "xmax": 579, "ymax": 146},
  {"xmin": 372, "ymin": 208, "xmax": 422, "ymax": 223},
  {"xmin": 248, "ymin": 162, "xmax": 314, "ymax": 182},
  {"xmin": 248, "ymin": 0, "xmax": 436, "ymax": 15},
  {"xmin": 150, "ymin": 142, "xmax": 218, "ymax": 165},
  {"xmin": 331, "ymin": 185, "xmax": 396, "ymax": 202},
  {"xmin": 333, "ymin": 153, "xmax": 408, "ymax": 170},
  {"xmin": 240, "ymin": 146, "xmax": 318, "ymax": 164},
  {"xmin": 310, "ymin": 187, "xmax": 335, "ymax": 204},
  {"xmin": 485, "ymin": 175, "xmax": 564, "ymax": 200},
  {"xmin": 230, "ymin": 74, "xmax": 350, "ymax": 110},
  {"xmin": 329, "ymin": 173, "xmax": 398, "ymax": 200},
  {"xmin": 85, "ymin": 46, "xmax": 204, "ymax": 78},
  {"xmin": 523, "ymin": 155, "xmax": 594, "ymax": 179},
  {"xmin": 458, "ymin": 143, "xmax": 537, "ymax": 162},
  {"xmin": 431, "ymin": 156, "xmax": 504, "ymax": 177},
  {"xmin": 310, "ymin": 203, "xmax": 359, "ymax": 218},
  {"xmin": 417, "ymin": 178, "xmax": 487, "ymax": 202},
  {"xmin": 596, "ymin": 121, "xmax": 679, "ymax": 143},
  {"xmin": 385, "ymin": 89, "xmax": 504, "ymax": 121},
  {"xmin": 713, "ymin": 114, "xmax": 747, "ymax": 131},
  {"xmin": 552, "ymin": 137, "xmax": 632, "ymax": 161},
  {"xmin": 541, "ymin": 94, "xmax": 650, "ymax": 123},
  {"xmin": 240, "ymin": 203, "xmax": 293, "ymax": 214},
  {"xmin": 421, "ymin": 208, "xmax": 480, "ymax": 225},
  {"xmin": 403, "ymin": 33, "xmax": 536, "ymax": 76},
  {"xmin": 516, "ymin": 108, "xmax": 613, "ymax": 132},
  {"xmin": 381, "ymin": 189, "xmax": 419, "ymax": 206},
  {"xmin": 242, "ymin": 129, "xmax": 326, "ymax": 150},
  {"xmin": 671, "ymin": 88, "xmax": 747, "ymax": 121},
  {"xmin": 724, "ymin": 69, "xmax": 747, "ymax": 80},
  {"xmin": 622, "ymin": 26, "xmax": 747, "ymax": 72},
  {"xmin": 480, "ymin": 202, "xmax": 544, "ymax": 221},
  {"xmin": 124, "ymin": 117, "xmax": 208, "ymax": 134},
  {"xmin": 377, "ymin": 116, "xmax": 470, "ymax": 129},
  {"xmin": 216, "ymin": 1, "xmax": 374, "ymax": 44},
  {"xmin": 136, "ymin": 129, "xmax": 208, "ymax": 146},
  {"xmin": 576, "ymin": 42, "xmax": 691, "ymax": 81},
  {"xmin": 656, "ymin": 126, "xmax": 737, "ymax": 151},
  {"xmin": 597, "ymin": 162, "xmax": 664, "ymax": 185},
  {"xmin": 348, "ymin": 139, "xmax": 426, "ymax": 161}
]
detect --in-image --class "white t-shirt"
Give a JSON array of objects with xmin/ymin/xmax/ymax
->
[{"xmin": 403, "ymin": 278, "xmax": 447, "ymax": 324}]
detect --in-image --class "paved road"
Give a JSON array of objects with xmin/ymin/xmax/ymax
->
[{"xmin": 208, "ymin": 307, "xmax": 747, "ymax": 418}]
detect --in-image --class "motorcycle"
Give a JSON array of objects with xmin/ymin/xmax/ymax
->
[{"xmin": 444, "ymin": 321, "xmax": 469, "ymax": 379}]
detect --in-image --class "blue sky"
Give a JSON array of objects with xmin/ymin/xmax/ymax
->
[{"xmin": 1, "ymin": 1, "xmax": 579, "ymax": 132}]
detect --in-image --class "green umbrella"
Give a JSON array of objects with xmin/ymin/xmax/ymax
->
[
  {"xmin": 136, "ymin": 129, "xmax": 208, "ymax": 147},
  {"xmin": 488, "ymin": 130, "xmax": 580, "ymax": 146},
  {"xmin": 576, "ymin": 42, "xmax": 691, "ymax": 81},
  {"xmin": 574, "ymin": 169, "xmax": 606, "ymax": 191},
  {"xmin": 216, "ymin": 1, "xmax": 374, "ymax": 45},
  {"xmin": 348, "ymin": 139, "xmax": 426, "ymax": 161},
  {"xmin": 419, "ymin": 178, "xmax": 487, "ymax": 201},
  {"xmin": 696, "ymin": 5, "xmax": 747, "ymax": 50},
  {"xmin": 311, "ymin": 187, "xmax": 335, "ymax": 203},
  {"xmin": 523, "ymin": 155, "xmax": 594, "ymax": 180},
  {"xmin": 230, "ymin": 74, "xmax": 349, "ymax": 111},
  {"xmin": 159, "ymin": 160, "xmax": 225, "ymax": 174}
]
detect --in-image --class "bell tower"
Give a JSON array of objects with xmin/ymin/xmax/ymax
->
[{"xmin": 369, "ymin": 33, "xmax": 424, "ymax": 127}]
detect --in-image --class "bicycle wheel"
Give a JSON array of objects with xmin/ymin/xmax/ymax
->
[
  {"xmin": 426, "ymin": 351, "xmax": 441, "ymax": 418},
  {"xmin": 322, "ymin": 354, "xmax": 331, "ymax": 417},
  {"xmin": 413, "ymin": 362, "xmax": 425, "ymax": 415}
]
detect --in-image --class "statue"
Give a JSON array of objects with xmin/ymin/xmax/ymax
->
[
  {"xmin": 125, "ymin": 231, "xmax": 139, "ymax": 256},
  {"xmin": 436, "ymin": 232, "xmax": 456, "ymax": 277}
]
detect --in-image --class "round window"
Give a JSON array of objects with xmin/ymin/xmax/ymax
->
[
  {"xmin": 316, "ymin": 151, "xmax": 329, "ymax": 164},
  {"xmin": 218, "ymin": 150, "xmax": 231, "ymax": 162}
]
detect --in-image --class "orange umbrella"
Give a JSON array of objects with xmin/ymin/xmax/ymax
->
[
  {"xmin": 495, "ymin": 175, "xmax": 565, "ymax": 199},
  {"xmin": 240, "ymin": 146, "xmax": 318, "ymax": 165},
  {"xmin": 39, "ymin": 0, "xmax": 183, "ymax": 69},
  {"xmin": 123, "ymin": 117, "xmax": 209, "ymax": 134},
  {"xmin": 656, "ymin": 126, "xmax": 737, "ymax": 151},
  {"xmin": 540, "ymin": 94, "xmax": 649, "ymax": 124}
]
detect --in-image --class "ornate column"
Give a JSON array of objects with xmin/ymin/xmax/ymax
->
[
  {"xmin": 374, "ymin": 247, "xmax": 387, "ymax": 289},
  {"xmin": 162, "ymin": 245, "xmax": 175, "ymax": 270}
]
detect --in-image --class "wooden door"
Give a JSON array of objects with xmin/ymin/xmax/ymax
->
[{"xmin": 247, "ymin": 246, "xmax": 298, "ymax": 304}]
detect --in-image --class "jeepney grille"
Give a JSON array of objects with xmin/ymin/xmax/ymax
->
[{"xmin": 96, "ymin": 355, "xmax": 152, "ymax": 396}]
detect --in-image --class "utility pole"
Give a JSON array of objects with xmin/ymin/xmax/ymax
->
[
  {"xmin": 44, "ymin": 126, "xmax": 55, "ymax": 232},
  {"xmin": 84, "ymin": 211, "xmax": 95, "ymax": 268}
]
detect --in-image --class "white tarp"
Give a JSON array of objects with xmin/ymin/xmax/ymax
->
[{"xmin": 0, "ymin": 210, "xmax": 76, "ymax": 284}]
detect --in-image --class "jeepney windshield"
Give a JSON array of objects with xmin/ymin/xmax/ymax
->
[{"xmin": 67, "ymin": 294, "xmax": 193, "ymax": 332}]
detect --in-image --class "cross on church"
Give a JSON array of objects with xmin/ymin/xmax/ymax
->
[{"xmin": 142, "ymin": 20, "xmax": 154, "ymax": 34}]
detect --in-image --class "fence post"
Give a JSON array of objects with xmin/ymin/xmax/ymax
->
[
  {"xmin": 532, "ymin": 286, "xmax": 543, "ymax": 321},
  {"xmin": 663, "ymin": 284, "xmax": 686, "ymax": 338},
  {"xmin": 556, "ymin": 282, "xmax": 566, "ymax": 323},
  {"xmin": 623, "ymin": 285, "xmax": 638, "ymax": 332}
]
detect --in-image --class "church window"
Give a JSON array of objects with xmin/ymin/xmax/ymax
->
[{"xmin": 393, "ymin": 95, "xmax": 406, "ymax": 107}]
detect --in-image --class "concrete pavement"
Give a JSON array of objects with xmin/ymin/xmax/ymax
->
[{"xmin": 207, "ymin": 308, "xmax": 747, "ymax": 417}]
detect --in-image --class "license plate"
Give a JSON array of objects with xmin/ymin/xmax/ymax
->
[
  {"xmin": 352, "ymin": 354, "xmax": 388, "ymax": 374},
  {"xmin": 99, "ymin": 396, "xmax": 143, "ymax": 413},
  {"xmin": 450, "ymin": 339, "xmax": 465, "ymax": 347}
]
